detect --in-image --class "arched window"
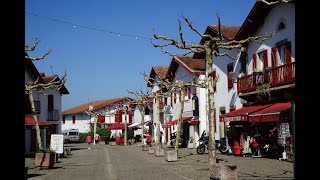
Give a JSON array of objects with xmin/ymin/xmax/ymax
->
[{"xmin": 277, "ymin": 18, "xmax": 287, "ymax": 32}]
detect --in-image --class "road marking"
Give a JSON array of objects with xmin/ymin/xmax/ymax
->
[{"xmin": 104, "ymin": 147, "xmax": 119, "ymax": 180}]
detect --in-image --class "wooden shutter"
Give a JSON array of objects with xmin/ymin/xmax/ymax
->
[
  {"xmin": 213, "ymin": 70, "xmax": 217, "ymax": 91},
  {"xmin": 263, "ymin": 49, "xmax": 268, "ymax": 69},
  {"xmin": 97, "ymin": 115, "xmax": 105, "ymax": 123},
  {"xmin": 188, "ymin": 87, "xmax": 191, "ymax": 99},
  {"xmin": 252, "ymin": 54, "xmax": 257, "ymax": 71},
  {"xmin": 285, "ymin": 42, "xmax": 292, "ymax": 63},
  {"xmin": 271, "ymin": 47, "xmax": 277, "ymax": 68},
  {"xmin": 129, "ymin": 113, "xmax": 133, "ymax": 124}
]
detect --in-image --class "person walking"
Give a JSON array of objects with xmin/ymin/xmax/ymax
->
[
  {"xmin": 146, "ymin": 133, "xmax": 152, "ymax": 147},
  {"xmin": 95, "ymin": 133, "xmax": 101, "ymax": 148},
  {"xmin": 85, "ymin": 134, "xmax": 92, "ymax": 149}
]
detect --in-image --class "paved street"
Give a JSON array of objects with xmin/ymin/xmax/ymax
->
[{"xmin": 25, "ymin": 143, "xmax": 294, "ymax": 180}]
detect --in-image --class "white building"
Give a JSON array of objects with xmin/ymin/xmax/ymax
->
[
  {"xmin": 25, "ymin": 59, "xmax": 69, "ymax": 154},
  {"xmin": 61, "ymin": 97, "xmax": 133, "ymax": 134}
]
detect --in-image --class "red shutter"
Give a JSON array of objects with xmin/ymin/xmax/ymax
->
[
  {"xmin": 115, "ymin": 113, "xmax": 122, "ymax": 123},
  {"xmin": 252, "ymin": 54, "xmax": 257, "ymax": 70},
  {"xmin": 188, "ymin": 87, "xmax": 191, "ymax": 99},
  {"xmin": 214, "ymin": 109, "xmax": 216, "ymax": 133},
  {"xmin": 285, "ymin": 42, "xmax": 292, "ymax": 63},
  {"xmin": 263, "ymin": 49, "xmax": 268, "ymax": 69},
  {"xmin": 271, "ymin": 47, "xmax": 277, "ymax": 68},
  {"xmin": 170, "ymin": 95, "xmax": 173, "ymax": 105},
  {"xmin": 129, "ymin": 113, "xmax": 133, "ymax": 124},
  {"xmin": 97, "ymin": 115, "xmax": 105, "ymax": 123}
]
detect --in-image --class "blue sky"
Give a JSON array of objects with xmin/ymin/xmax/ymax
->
[{"xmin": 25, "ymin": 0, "xmax": 256, "ymax": 111}]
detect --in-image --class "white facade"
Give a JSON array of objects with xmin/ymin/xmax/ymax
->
[
  {"xmin": 25, "ymin": 66, "xmax": 66, "ymax": 154},
  {"xmin": 246, "ymin": 3, "xmax": 295, "ymax": 74},
  {"xmin": 213, "ymin": 47, "xmax": 244, "ymax": 140},
  {"xmin": 62, "ymin": 100, "xmax": 132, "ymax": 134}
]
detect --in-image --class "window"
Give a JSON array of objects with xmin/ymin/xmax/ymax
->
[
  {"xmin": 240, "ymin": 51, "xmax": 247, "ymax": 75},
  {"xmin": 274, "ymin": 40, "xmax": 292, "ymax": 66},
  {"xmin": 48, "ymin": 95, "xmax": 54, "ymax": 111},
  {"xmin": 63, "ymin": 116, "xmax": 65, "ymax": 124},
  {"xmin": 277, "ymin": 19, "xmax": 287, "ymax": 32},
  {"xmin": 72, "ymin": 116, "xmax": 76, "ymax": 124},
  {"xmin": 227, "ymin": 64, "xmax": 233, "ymax": 89}
]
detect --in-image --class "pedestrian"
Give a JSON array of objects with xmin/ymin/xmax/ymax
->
[
  {"xmin": 85, "ymin": 134, "xmax": 92, "ymax": 149},
  {"xmin": 146, "ymin": 133, "xmax": 152, "ymax": 147},
  {"xmin": 160, "ymin": 131, "xmax": 163, "ymax": 148},
  {"xmin": 95, "ymin": 133, "xmax": 101, "ymax": 148}
]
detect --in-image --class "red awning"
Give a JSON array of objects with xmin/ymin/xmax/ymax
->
[
  {"xmin": 106, "ymin": 123, "xmax": 125, "ymax": 130},
  {"xmin": 249, "ymin": 102, "xmax": 292, "ymax": 122},
  {"xmin": 166, "ymin": 116, "xmax": 192, "ymax": 125},
  {"xmin": 190, "ymin": 118, "xmax": 200, "ymax": 125},
  {"xmin": 219, "ymin": 104, "xmax": 273, "ymax": 122},
  {"xmin": 25, "ymin": 117, "xmax": 50, "ymax": 126}
]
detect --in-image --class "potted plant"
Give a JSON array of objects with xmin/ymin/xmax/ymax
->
[{"xmin": 35, "ymin": 148, "xmax": 56, "ymax": 169}]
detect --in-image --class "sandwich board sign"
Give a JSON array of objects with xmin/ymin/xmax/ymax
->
[{"xmin": 50, "ymin": 134, "xmax": 64, "ymax": 154}]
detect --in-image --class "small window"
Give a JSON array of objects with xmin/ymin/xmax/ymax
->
[
  {"xmin": 72, "ymin": 116, "xmax": 76, "ymax": 124},
  {"xmin": 277, "ymin": 18, "xmax": 287, "ymax": 32}
]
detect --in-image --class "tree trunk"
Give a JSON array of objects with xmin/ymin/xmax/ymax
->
[
  {"xmin": 28, "ymin": 90, "xmax": 43, "ymax": 151},
  {"xmin": 124, "ymin": 110, "xmax": 127, "ymax": 146},
  {"xmin": 156, "ymin": 96, "xmax": 161, "ymax": 148},
  {"xmin": 140, "ymin": 106, "xmax": 145, "ymax": 146},
  {"xmin": 93, "ymin": 116, "xmax": 97, "ymax": 145},
  {"xmin": 175, "ymin": 87, "xmax": 185, "ymax": 154},
  {"xmin": 206, "ymin": 50, "xmax": 217, "ymax": 166}
]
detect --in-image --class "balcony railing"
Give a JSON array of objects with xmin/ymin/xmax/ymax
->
[
  {"xmin": 47, "ymin": 109, "xmax": 60, "ymax": 121},
  {"xmin": 237, "ymin": 62, "xmax": 295, "ymax": 94}
]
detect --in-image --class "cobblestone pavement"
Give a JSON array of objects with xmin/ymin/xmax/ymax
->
[{"xmin": 25, "ymin": 143, "xmax": 294, "ymax": 180}]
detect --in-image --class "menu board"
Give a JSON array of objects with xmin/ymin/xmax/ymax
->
[{"xmin": 277, "ymin": 123, "xmax": 290, "ymax": 146}]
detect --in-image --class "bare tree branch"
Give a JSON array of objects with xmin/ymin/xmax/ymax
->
[{"xmin": 257, "ymin": 0, "xmax": 294, "ymax": 5}]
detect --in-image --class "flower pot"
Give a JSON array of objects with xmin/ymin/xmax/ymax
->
[{"xmin": 35, "ymin": 152, "xmax": 55, "ymax": 169}]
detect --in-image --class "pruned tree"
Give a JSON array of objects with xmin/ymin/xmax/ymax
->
[
  {"xmin": 127, "ymin": 89, "xmax": 153, "ymax": 146},
  {"xmin": 114, "ymin": 100, "xmax": 133, "ymax": 146},
  {"xmin": 151, "ymin": 14, "xmax": 272, "ymax": 170},
  {"xmin": 143, "ymin": 72, "xmax": 208, "ymax": 154},
  {"xmin": 84, "ymin": 103, "xmax": 105, "ymax": 146},
  {"xmin": 25, "ymin": 38, "xmax": 67, "ymax": 152}
]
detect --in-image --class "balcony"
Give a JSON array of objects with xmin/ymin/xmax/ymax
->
[
  {"xmin": 237, "ymin": 62, "xmax": 295, "ymax": 94},
  {"xmin": 47, "ymin": 109, "xmax": 60, "ymax": 121}
]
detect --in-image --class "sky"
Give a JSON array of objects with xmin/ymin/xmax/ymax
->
[{"xmin": 25, "ymin": 0, "xmax": 256, "ymax": 111}]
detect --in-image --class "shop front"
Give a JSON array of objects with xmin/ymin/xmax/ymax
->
[{"xmin": 219, "ymin": 101, "xmax": 293, "ymax": 159}]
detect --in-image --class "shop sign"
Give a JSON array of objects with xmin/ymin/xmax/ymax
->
[{"xmin": 222, "ymin": 116, "xmax": 247, "ymax": 122}]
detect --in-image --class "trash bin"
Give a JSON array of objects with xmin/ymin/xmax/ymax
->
[{"xmin": 104, "ymin": 136, "xmax": 110, "ymax": 144}]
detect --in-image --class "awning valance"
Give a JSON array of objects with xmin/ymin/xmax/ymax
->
[
  {"xmin": 249, "ymin": 102, "xmax": 291, "ymax": 122},
  {"xmin": 167, "ymin": 116, "xmax": 192, "ymax": 125},
  {"xmin": 106, "ymin": 123, "xmax": 125, "ymax": 130},
  {"xmin": 219, "ymin": 104, "xmax": 273, "ymax": 122},
  {"xmin": 25, "ymin": 117, "xmax": 51, "ymax": 129}
]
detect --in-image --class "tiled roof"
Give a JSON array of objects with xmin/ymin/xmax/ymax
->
[
  {"xmin": 147, "ymin": 66, "xmax": 169, "ymax": 87},
  {"xmin": 62, "ymin": 97, "xmax": 132, "ymax": 115},
  {"xmin": 176, "ymin": 56, "xmax": 206, "ymax": 71},
  {"xmin": 153, "ymin": 66, "xmax": 169, "ymax": 80},
  {"xmin": 166, "ymin": 56, "xmax": 205, "ymax": 79},
  {"xmin": 234, "ymin": 1, "xmax": 274, "ymax": 40},
  {"xmin": 208, "ymin": 25, "xmax": 240, "ymax": 40},
  {"xmin": 39, "ymin": 73, "xmax": 69, "ymax": 94}
]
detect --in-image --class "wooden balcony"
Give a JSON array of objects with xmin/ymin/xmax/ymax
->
[{"xmin": 237, "ymin": 62, "xmax": 295, "ymax": 94}]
